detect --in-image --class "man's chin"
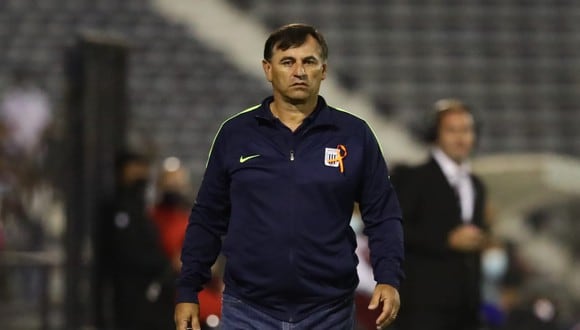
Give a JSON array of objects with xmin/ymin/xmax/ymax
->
[
  {"xmin": 450, "ymin": 152, "xmax": 471, "ymax": 163},
  {"xmin": 283, "ymin": 93, "xmax": 310, "ymax": 105}
]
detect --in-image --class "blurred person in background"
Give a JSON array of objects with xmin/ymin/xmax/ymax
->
[
  {"xmin": 480, "ymin": 238, "xmax": 538, "ymax": 329},
  {"xmin": 175, "ymin": 23, "xmax": 404, "ymax": 330},
  {"xmin": 0, "ymin": 67, "xmax": 53, "ymax": 191},
  {"xmin": 152, "ymin": 157, "xmax": 192, "ymax": 271},
  {"xmin": 391, "ymin": 99, "xmax": 488, "ymax": 330},
  {"xmin": 96, "ymin": 151, "xmax": 174, "ymax": 330},
  {"xmin": 0, "ymin": 65, "xmax": 55, "ymax": 312},
  {"xmin": 151, "ymin": 157, "xmax": 223, "ymax": 329},
  {"xmin": 0, "ymin": 65, "xmax": 53, "ymax": 220},
  {"xmin": 0, "ymin": 67, "xmax": 52, "ymax": 158},
  {"xmin": 480, "ymin": 239, "xmax": 515, "ymax": 328}
]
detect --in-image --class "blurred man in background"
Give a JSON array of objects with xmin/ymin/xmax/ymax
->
[
  {"xmin": 392, "ymin": 99, "xmax": 488, "ymax": 330},
  {"xmin": 97, "ymin": 151, "xmax": 175, "ymax": 330},
  {"xmin": 152, "ymin": 158, "xmax": 192, "ymax": 272},
  {"xmin": 151, "ymin": 158, "xmax": 224, "ymax": 329}
]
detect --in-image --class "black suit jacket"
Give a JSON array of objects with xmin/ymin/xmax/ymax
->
[{"xmin": 391, "ymin": 157, "xmax": 487, "ymax": 309}]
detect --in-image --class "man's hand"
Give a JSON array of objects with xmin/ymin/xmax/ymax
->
[
  {"xmin": 448, "ymin": 224, "xmax": 486, "ymax": 252},
  {"xmin": 368, "ymin": 284, "xmax": 400, "ymax": 329},
  {"xmin": 174, "ymin": 303, "xmax": 200, "ymax": 330}
]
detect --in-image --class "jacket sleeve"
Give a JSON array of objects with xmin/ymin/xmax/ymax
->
[
  {"xmin": 357, "ymin": 123, "xmax": 405, "ymax": 288},
  {"xmin": 176, "ymin": 127, "xmax": 231, "ymax": 303}
]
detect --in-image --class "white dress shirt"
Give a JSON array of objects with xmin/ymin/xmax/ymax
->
[{"xmin": 432, "ymin": 148, "xmax": 475, "ymax": 222}]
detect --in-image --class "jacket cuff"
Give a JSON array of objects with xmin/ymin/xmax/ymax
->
[
  {"xmin": 374, "ymin": 270, "xmax": 403, "ymax": 289},
  {"xmin": 176, "ymin": 286, "xmax": 199, "ymax": 304}
]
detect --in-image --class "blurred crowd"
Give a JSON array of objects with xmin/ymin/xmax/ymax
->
[
  {"xmin": 0, "ymin": 67, "xmax": 54, "ymax": 251},
  {"xmin": 0, "ymin": 67, "xmax": 57, "ymax": 311}
]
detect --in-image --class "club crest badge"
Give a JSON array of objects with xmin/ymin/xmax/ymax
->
[{"xmin": 324, "ymin": 145, "xmax": 347, "ymax": 173}]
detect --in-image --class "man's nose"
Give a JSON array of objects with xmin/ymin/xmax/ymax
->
[{"xmin": 294, "ymin": 64, "xmax": 306, "ymax": 77}]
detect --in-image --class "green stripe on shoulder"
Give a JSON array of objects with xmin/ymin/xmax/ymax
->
[
  {"xmin": 328, "ymin": 104, "xmax": 384, "ymax": 154},
  {"xmin": 205, "ymin": 104, "xmax": 262, "ymax": 167}
]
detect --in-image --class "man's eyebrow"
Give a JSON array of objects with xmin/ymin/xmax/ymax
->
[
  {"xmin": 302, "ymin": 55, "xmax": 319, "ymax": 61},
  {"xmin": 279, "ymin": 55, "xmax": 319, "ymax": 62}
]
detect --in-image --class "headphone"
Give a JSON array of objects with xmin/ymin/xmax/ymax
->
[{"xmin": 422, "ymin": 98, "xmax": 480, "ymax": 143}]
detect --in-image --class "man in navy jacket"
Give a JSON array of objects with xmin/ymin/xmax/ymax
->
[{"xmin": 175, "ymin": 24, "xmax": 404, "ymax": 330}]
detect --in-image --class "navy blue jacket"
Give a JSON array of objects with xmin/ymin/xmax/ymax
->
[{"xmin": 177, "ymin": 96, "xmax": 404, "ymax": 322}]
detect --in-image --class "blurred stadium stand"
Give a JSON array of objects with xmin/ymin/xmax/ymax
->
[
  {"xmin": 227, "ymin": 0, "xmax": 580, "ymax": 156},
  {"xmin": 2, "ymin": 0, "xmax": 579, "ymax": 167},
  {"xmin": 1, "ymin": 0, "xmax": 580, "ymax": 328}
]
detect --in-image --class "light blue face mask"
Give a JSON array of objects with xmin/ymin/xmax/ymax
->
[{"xmin": 482, "ymin": 247, "xmax": 508, "ymax": 281}]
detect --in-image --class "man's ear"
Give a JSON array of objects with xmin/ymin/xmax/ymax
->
[
  {"xmin": 262, "ymin": 59, "xmax": 272, "ymax": 82},
  {"xmin": 321, "ymin": 63, "xmax": 327, "ymax": 80}
]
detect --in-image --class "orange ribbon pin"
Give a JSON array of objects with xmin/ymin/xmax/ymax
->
[{"xmin": 328, "ymin": 144, "xmax": 347, "ymax": 173}]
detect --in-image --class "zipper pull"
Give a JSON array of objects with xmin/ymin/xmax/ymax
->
[{"xmin": 290, "ymin": 150, "xmax": 295, "ymax": 161}]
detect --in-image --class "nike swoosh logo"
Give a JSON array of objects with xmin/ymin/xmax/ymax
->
[{"xmin": 239, "ymin": 154, "xmax": 261, "ymax": 163}]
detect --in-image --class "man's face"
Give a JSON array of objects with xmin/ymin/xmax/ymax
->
[
  {"xmin": 262, "ymin": 35, "xmax": 327, "ymax": 104},
  {"xmin": 436, "ymin": 110, "xmax": 475, "ymax": 163},
  {"xmin": 122, "ymin": 161, "xmax": 150, "ymax": 186}
]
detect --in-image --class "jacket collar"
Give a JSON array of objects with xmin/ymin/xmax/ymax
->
[
  {"xmin": 254, "ymin": 95, "xmax": 337, "ymax": 129},
  {"xmin": 431, "ymin": 147, "xmax": 472, "ymax": 185}
]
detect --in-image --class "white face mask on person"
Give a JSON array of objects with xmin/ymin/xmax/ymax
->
[{"xmin": 482, "ymin": 247, "xmax": 509, "ymax": 281}]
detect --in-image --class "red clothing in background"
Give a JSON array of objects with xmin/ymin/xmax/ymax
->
[
  {"xmin": 152, "ymin": 201, "xmax": 222, "ymax": 326},
  {"xmin": 151, "ymin": 205, "xmax": 188, "ymax": 258}
]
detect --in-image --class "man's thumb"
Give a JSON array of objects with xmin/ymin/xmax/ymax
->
[{"xmin": 368, "ymin": 294, "xmax": 380, "ymax": 310}]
